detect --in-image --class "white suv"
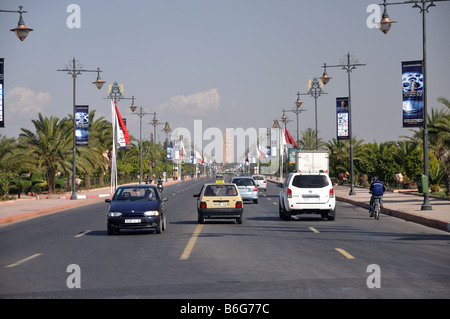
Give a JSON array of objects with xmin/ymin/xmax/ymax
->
[{"xmin": 277, "ymin": 172, "xmax": 336, "ymax": 221}]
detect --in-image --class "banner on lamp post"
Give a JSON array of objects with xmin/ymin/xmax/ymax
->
[
  {"xmin": 75, "ymin": 105, "xmax": 89, "ymax": 147},
  {"xmin": 402, "ymin": 60, "xmax": 424, "ymax": 127},
  {"xmin": 336, "ymin": 97, "xmax": 349, "ymax": 140}
]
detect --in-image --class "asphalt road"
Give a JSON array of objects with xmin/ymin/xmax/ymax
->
[{"xmin": 1, "ymin": 176, "xmax": 449, "ymax": 300}]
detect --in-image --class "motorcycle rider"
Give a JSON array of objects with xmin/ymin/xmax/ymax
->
[{"xmin": 156, "ymin": 174, "xmax": 164, "ymax": 192}]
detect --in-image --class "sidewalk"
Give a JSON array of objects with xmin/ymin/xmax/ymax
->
[
  {"xmin": 0, "ymin": 177, "xmax": 195, "ymax": 226},
  {"xmin": 268, "ymin": 177, "xmax": 450, "ymax": 233}
]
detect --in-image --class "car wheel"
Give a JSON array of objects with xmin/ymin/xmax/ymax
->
[
  {"xmin": 198, "ymin": 213, "xmax": 205, "ymax": 224},
  {"xmin": 279, "ymin": 202, "xmax": 290, "ymax": 221},
  {"xmin": 162, "ymin": 215, "xmax": 167, "ymax": 231},
  {"xmin": 327, "ymin": 208, "xmax": 336, "ymax": 221},
  {"xmin": 107, "ymin": 225, "xmax": 116, "ymax": 235},
  {"xmin": 155, "ymin": 221, "xmax": 162, "ymax": 234},
  {"xmin": 236, "ymin": 216, "xmax": 243, "ymax": 224},
  {"xmin": 253, "ymin": 199, "xmax": 258, "ymax": 204}
]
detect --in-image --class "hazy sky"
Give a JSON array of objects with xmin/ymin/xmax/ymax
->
[{"xmin": 1, "ymin": 0, "xmax": 449, "ymax": 159}]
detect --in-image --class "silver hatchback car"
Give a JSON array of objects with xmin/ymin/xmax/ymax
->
[{"xmin": 230, "ymin": 176, "xmax": 259, "ymax": 204}]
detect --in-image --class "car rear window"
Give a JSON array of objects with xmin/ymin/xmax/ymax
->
[
  {"xmin": 291, "ymin": 175, "xmax": 329, "ymax": 188},
  {"xmin": 252, "ymin": 176, "xmax": 264, "ymax": 180},
  {"xmin": 204, "ymin": 185, "xmax": 238, "ymax": 196},
  {"xmin": 232, "ymin": 178, "xmax": 255, "ymax": 186}
]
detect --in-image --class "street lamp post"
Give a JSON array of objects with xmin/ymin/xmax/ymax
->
[
  {"xmin": 377, "ymin": 0, "xmax": 450, "ymax": 210},
  {"xmin": 58, "ymin": 57, "xmax": 105, "ymax": 200},
  {"xmin": 296, "ymin": 77, "xmax": 327, "ymax": 150},
  {"xmin": 0, "ymin": 5, "xmax": 33, "ymax": 41},
  {"xmin": 321, "ymin": 53, "xmax": 366, "ymax": 195},
  {"xmin": 129, "ymin": 97, "xmax": 153, "ymax": 184},
  {"xmin": 283, "ymin": 95, "xmax": 305, "ymax": 148},
  {"xmin": 162, "ymin": 122, "xmax": 172, "ymax": 182},
  {"xmin": 149, "ymin": 113, "xmax": 163, "ymax": 181},
  {"xmin": 272, "ymin": 119, "xmax": 282, "ymax": 180}
]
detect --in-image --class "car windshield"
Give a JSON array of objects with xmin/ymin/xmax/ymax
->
[
  {"xmin": 114, "ymin": 187, "xmax": 158, "ymax": 200},
  {"xmin": 233, "ymin": 178, "xmax": 255, "ymax": 187},
  {"xmin": 203, "ymin": 185, "xmax": 238, "ymax": 196},
  {"xmin": 292, "ymin": 175, "xmax": 329, "ymax": 188}
]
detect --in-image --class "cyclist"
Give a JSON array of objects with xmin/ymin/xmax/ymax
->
[{"xmin": 369, "ymin": 176, "xmax": 386, "ymax": 217}]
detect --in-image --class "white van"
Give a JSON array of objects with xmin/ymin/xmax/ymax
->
[{"xmin": 277, "ymin": 172, "xmax": 336, "ymax": 221}]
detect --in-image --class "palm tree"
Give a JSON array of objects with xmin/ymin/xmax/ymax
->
[
  {"xmin": 429, "ymin": 97, "xmax": 450, "ymax": 194},
  {"xmin": 298, "ymin": 128, "xmax": 325, "ymax": 150},
  {"xmin": 19, "ymin": 113, "xmax": 72, "ymax": 194}
]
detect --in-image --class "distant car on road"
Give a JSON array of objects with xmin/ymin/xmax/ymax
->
[
  {"xmin": 230, "ymin": 176, "xmax": 259, "ymax": 204},
  {"xmin": 215, "ymin": 174, "xmax": 225, "ymax": 183},
  {"xmin": 105, "ymin": 184, "xmax": 168, "ymax": 235},
  {"xmin": 194, "ymin": 183, "xmax": 243, "ymax": 224},
  {"xmin": 252, "ymin": 174, "xmax": 267, "ymax": 192}
]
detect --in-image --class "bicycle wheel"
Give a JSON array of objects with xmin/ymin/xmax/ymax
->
[{"xmin": 374, "ymin": 200, "xmax": 380, "ymax": 220}]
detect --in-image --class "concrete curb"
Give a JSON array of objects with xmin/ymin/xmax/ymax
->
[
  {"xmin": 0, "ymin": 176, "xmax": 207, "ymax": 226},
  {"xmin": 336, "ymin": 196, "xmax": 450, "ymax": 233},
  {"xmin": 0, "ymin": 197, "xmax": 104, "ymax": 225}
]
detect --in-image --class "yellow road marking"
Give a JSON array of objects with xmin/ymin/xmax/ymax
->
[
  {"xmin": 309, "ymin": 227, "xmax": 320, "ymax": 233},
  {"xmin": 335, "ymin": 248, "xmax": 355, "ymax": 259},
  {"xmin": 5, "ymin": 253, "xmax": 42, "ymax": 268},
  {"xmin": 180, "ymin": 224, "xmax": 203, "ymax": 260},
  {"xmin": 74, "ymin": 230, "xmax": 92, "ymax": 238}
]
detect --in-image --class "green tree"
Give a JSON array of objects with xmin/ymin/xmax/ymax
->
[
  {"xmin": 298, "ymin": 128, "xmax": 325, "ymax": 150},
  {"xmin": 18, "ymin": 113, "xmax": 72, "ymax": 194}
]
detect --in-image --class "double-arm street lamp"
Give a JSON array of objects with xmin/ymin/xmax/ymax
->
[
  {"xmin": 282, "ymin": 95, "xmax": 306, "ymax": 147},
  {"xmin": 378, "ymin": 0, "xmax": 450, "ymax": 210},
  {"xmin": 149, "ymin": 113, "xmax": 164, "ymax": 180},
  {"xmin": 129, "ymin": 97, "xmax": 153, "ymax": 184},
  {"xmin": 296, "ymin": 77, "xmax": 327, "ymax": 150},
  {"xmin": 58, "ymin": 57, "xmax": 105, "ymax": 200},
  {"xmin": 321, "ymin": 53, "xmax": 366, "ymax": 196},
  {"xmin": 162, "ymin": 122, "xmax": 172, "ymax": 182},
  {"xmin": 0, "ymin": 5, "xmax": 33, "ymax": 41}
]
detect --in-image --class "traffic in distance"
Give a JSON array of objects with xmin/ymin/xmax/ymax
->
[{"xmin": 106, "ymin": 150, "xmax": 335, "ymax": 234}]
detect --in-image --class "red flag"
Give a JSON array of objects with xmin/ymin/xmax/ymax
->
[
  {"xmin": 285, "ymin": 127, "xmax": 298, "ymax": 149},
  {"xmin": 114, "ymin": 101, "xmax": 129, "ymax": 146}
]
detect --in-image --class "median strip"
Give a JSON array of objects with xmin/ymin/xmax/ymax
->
[
  {"xmin": 5, "ymin": 253, "xmax": 42, "ymax": 268},
  {"xmin": 74, "ymin": 230, "xmax": 92, "ymax": 238},
  {"xmin": 335, "ymin": 248, "xmax": 355, "ymax": 259},
  {"xmin": 180, "ymin": 224, "xmax": 203, "ymax": 260}
]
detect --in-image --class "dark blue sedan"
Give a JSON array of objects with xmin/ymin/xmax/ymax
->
[{"xmin": 105, "ymin": 184, "xmax": 168, "ymax": 235}]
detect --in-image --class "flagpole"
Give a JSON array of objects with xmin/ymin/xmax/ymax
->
[{"xmin": 111, "ymin": 99, "xmax": 116, "ymax": 194}]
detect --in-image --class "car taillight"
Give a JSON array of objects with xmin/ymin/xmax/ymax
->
[
  {"xmin": 235, "ymin": 201, "xmax": 243, "ymax": 208},
  {"xmin": 253, "ymin": 186, "xmax": 258, "ymax": 192},
  {"xmin": 200, "ymin": 202, "xmax": 207, "ymax": 209},
  {"xmin": 329, "ymin": 188, "xmax": 334, "ymax": 198},
  {"xmin": 287, "ymin": 188, "xmax": 292, "ymax": 198},
  {"xmin": 263, "ymin": 180, "xmax": 266, "ymax": 183}
]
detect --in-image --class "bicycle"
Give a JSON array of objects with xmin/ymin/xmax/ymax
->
[{"xmin": 372, "ymin": 197, "xmax": 381, "ymax": 220}]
